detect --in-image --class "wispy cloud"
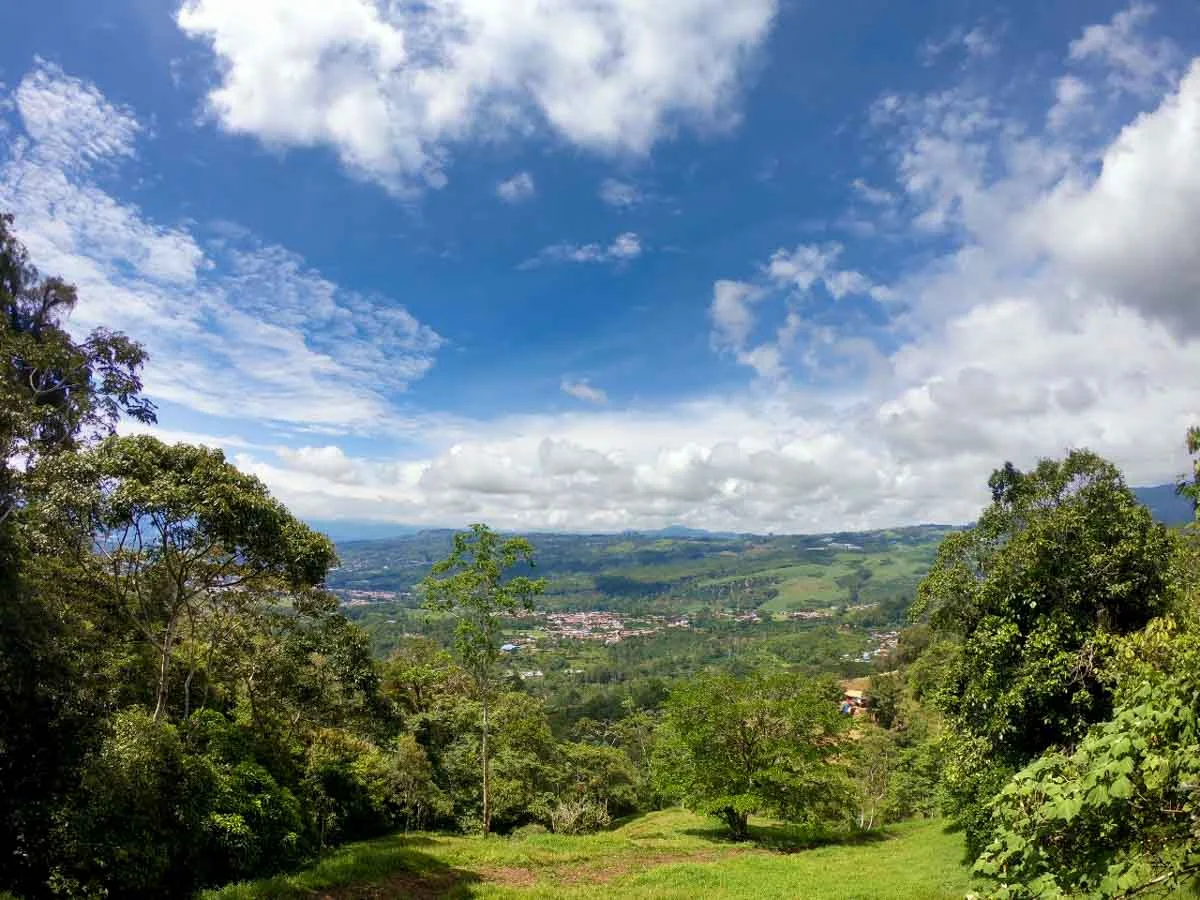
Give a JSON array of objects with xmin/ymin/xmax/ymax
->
[
  {"xmin": 496, "ymin": 171, "xmax": 535, "ymax": 203},
  {"xmin": 560, "ymin": 377, "xmax": 608, "ymax": 404},
  {"xmin": 921, "ymin": 23, "xmax": 998, "ymax": 66},
  {"xmin": 598, "ymin": 178, "xmax": 642, "ymax": 208},
  {"xmin": 520, "ymin": 232, "xmax": 643, "ymax": 269},
  {"xmin": 0, "ymin": 62, "xmax": 443, "ymax": 432}
]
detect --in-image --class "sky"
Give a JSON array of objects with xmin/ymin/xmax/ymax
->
[{"xmin": 2, "ymin": 0, "xmax": 1200, "ymax": 535}]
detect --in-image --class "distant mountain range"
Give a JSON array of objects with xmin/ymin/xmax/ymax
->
[
  {"xmin": 307, "ymin": 484, "xmax": 1194, "ymax": 543},
  {"xmin": 1133, "ymin": 484, "xmax": 1194, "ymax": 526}
]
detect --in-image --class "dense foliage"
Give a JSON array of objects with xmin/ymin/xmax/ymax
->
[
  {"xmin": 653, "ymin": 671, "xmax": 851, "ymax": 838},
  {"xmin": 910, "ymin": 451, "xmax": 1176, "ymax": 855}
]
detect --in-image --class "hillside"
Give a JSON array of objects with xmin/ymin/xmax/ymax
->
[
  {"xmin": 328, "ymin": 525, "xmax": 952, "ymax": 615},
  {"xmin": 204, "ymin": 810, "xmax": 974, "ymax": 900},
  {"xmin": 328, "ymin": 485, "xmax": 1189, "ymax": 616}
]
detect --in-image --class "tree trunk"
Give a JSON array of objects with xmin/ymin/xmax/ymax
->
[
  {"xmin": 481, "ymin": 691, "xmax": 492, "ymax": 835},
  {"xmin": 723, "ymin": 808, "xmax": 749, "ymax": 840},
  {"xmin": 152, "ymin": 622, "xmax": 175, "ymax": 722}
]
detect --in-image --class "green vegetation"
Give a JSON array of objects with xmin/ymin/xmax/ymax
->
[
  {"xmin": 7, "ymin": 207, "xmax": 1200, "ymax": 899},
  {"xmin": 654, "ymin": 671, "xmax": 849, "ymax": 839},
  {"xmin": 203, "ymin": 810, "xmax": 976, "ymax": 900},
  {"xmin": 910, "ymin": 452, "xmax": 1176, "ymax": 856},
  {"xmin": 330, "ymin": 526, "xmax": 948, "ymax": 617},
  {"xmin": 420, "ymin": 525, "xmax": 548, "ymax": 834}
]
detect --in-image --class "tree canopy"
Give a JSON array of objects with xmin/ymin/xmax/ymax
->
[
  {"xmin": 910, "ymin": 450, "xmax": 1176, "ymax": 854},
  {"xmin": 653, "ymin": 670, "xmax": 849, "ymax": 839}
]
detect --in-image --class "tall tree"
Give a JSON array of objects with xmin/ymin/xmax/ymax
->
[
  {"xmin": 974, "ymin": 432, "xmax": 1200, "ymax": 897},
  {"xmin": 910, "ymin": 450, "xmax": 1175, "ymax": 854},
  {"xmin": 419, "ymin": 524, "xmax": 546, "ymax": 834},
  {"xmin": 0, "ymin": 212, "xmax": 155, "ymax": 892},
  {"xmin": 26, "ymin": 435, "xmax": 337, "ymax": 722},
  {"xmin": 0, "ymin": 212, "xmax": 154, "ymax": 523}
]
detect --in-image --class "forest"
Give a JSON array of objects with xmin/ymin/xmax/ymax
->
[{"xmin": 4, "ymin": 206, "xmax": 1200, "ymax": 899}]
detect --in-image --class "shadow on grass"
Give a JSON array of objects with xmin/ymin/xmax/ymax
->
[
  {"xmin": 681, "ymin": 822, "xmax": 892, "ymax": 854},
  {"xmin": 206, "ymin": 840, "xmax": 481, "ymax": 900}
]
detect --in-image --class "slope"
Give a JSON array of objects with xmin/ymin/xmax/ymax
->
[{"xmin": 204, "ymin": 810, "xmax": 975, "ymax": 900}]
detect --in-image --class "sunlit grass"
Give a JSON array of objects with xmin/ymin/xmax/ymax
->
[{"xmin": 203, "ymin": 810, "xmax": 976, "ymax": 900}]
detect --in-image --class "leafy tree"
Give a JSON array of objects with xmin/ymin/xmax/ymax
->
[
  {"xmin": 0, "ymin": 213, "xmax": 156, "ymax": 894},
  {"xmin": 0, "ymin": 212, "xmax": 153, "ymax": 523},
  {"xmin": 556, "ymin": 741, "xmax": 640, "ymax": 824},
  {"xmin": 653, "ymin": 671, "xmax": 849, "ymax": 839},
  {"xmin": 26, "ymin": 435, "xmax": 337, "ymax": 722},
  {"xmin": 910, "ymin": 451, "xmax": 1175, "ymax": 855},
  {"xmin": 419, "ymin": 524, "xmax": 546, "ymax": 834},
  {"xmin": 977, "ymin": 638, "xmax": 1200, "ymax": 898},
  {"xmin": 975, "ymin": 436, "xmax": 1200, "ymax": 897},
  {"xmin": 867, "ymin": 671, "xmax": 903, "ymax": 729}
]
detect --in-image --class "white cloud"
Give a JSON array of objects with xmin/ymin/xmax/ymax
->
[
  {"xmin": 598, "ymin": 178, "xmax": 642, "ymax": 208},
  {"xmin": 921, "ymin": 24, "xmax": 997, "ymax": 67},
  {"xmin": 560, "ymin": 378, "xmax": 608, "ymax": 404},
  {"xmin": 961, "ymin": 27, "xmax": 996, "ymax": 60},
  {"xmin": 222, "ymin": 7, "xmax": 1200, "ymax": 534},
  {"xmin": 176, "ymin": 0, "xmax": 778, "ymax": 193},
  {"xmin": 710, "ymin": 244, "xmax": 884, "ymax": 380},
  {"xmin": 1047, "ymin": 74, "xmax": 1092, "ymax": 130},
  {"xmin": 1030, "ymin": 60, "xmax": 1200, "ymax": 337},
  {"xmin": 710, "ymin": 280, "xmax": 763, "ymax": 351},
  {"xmin": 216, "ymin": 291, "xmax": 1200, "ymax": 531},
  {"xmin": 1068, "ymin": 3, "xmax": 1178, "ymax": 97},
  {"xmin": 850, "ymin": 178, "xmax": 896, "ymax": 207},
  {"xmin": 0, "ymin": 63, "xmax": 443, "ymax": 432},
  {"xmin": 9, "ymin": 12, "xmax": 1200, "ymax": 537},
  {"xmin": 496, "ymin": 171, "xmax": 535, "ymax": 203},
  {"xmin": 522, "ymin": 231, "xmax": 642, "ymax": 268}
]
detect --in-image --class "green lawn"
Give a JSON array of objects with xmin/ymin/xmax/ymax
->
[{"xmin": 204, "ymin": 811, "xmax": 976, "ymax": 900}]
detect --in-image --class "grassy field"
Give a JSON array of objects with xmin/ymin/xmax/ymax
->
[{"xmin": 204, "ymin": 810, "xmax": 976, "ymax": 900}]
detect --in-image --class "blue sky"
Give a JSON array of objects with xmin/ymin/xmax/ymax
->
[{"xmin": 2, "ymin": 0, "xmax": 1200, "ymax": 533}]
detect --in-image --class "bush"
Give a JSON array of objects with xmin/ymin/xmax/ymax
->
[
  {"xmin": 55, "ymin": 708, "xmax": 215, "ymax": 897},
  {"xmin": 548, "ymin": 799, "xmax": 612, "ymax": 835}
]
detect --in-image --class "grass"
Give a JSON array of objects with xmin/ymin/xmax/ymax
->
[{"xmin": 203, "ymin": 810, "xmax": 977, "ymax": 900}]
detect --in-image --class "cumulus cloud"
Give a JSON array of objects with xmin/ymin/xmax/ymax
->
[
  {"xmin": 496, "ymin": 171, "xmax": 535, "ymax": 203},
  {"xmin": 11, "ymin": 10, "xmax": 1200, "ymax": 536},
  {"xmin": 560, "ymin": 378, "xmax": 608, "ymax": 404},
  {"xmin": 0, "ymin": 63, "xmax": 443, "ymax": 431},
  {"xmin": 1030, "ymin": 60, "xmax": 1200, "ymax": 336},
  {"xmin": 176, "ymin": 0, "xmax": 778, "ymax": 192},
  {"xmin": 521, "ymin": 232, "xmax": 642, "ymax": 268},
  {"xmin": 710, "ymin": 244, "xmax": 884, "ymax": 380}
]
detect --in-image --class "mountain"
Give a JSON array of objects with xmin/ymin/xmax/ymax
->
[
  {"xmin": 1134, "ymin": 484, "xmax": 1195, "ymax": 526},
  {"xmin": 306, "ymin": 520, "xmax": 426, "ymax": 543}
]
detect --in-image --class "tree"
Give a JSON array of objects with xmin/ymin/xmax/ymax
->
[
  {"xmin": 974, "ymin": 434, "xmax": 1200, "ymax": 897},
  {"xmin": 653, "ymin": 671, "xmax": 849, "ymax": 839},
  {"xmin": 0, "ymin": 212, "xmax": 154, "ymax": 523},
  {"xmin": 0, "ymin": 212, "xmax": 156, "ymax": 893},
  {"xmin": 26, "ymin": 435, "xmax": 337, "ymax": 722},
  {"xmin": 910, "ymin": 450, "xmax": 1176, "ymax": 855},
  {"xmin": 977, "ymin": 656, "xmax": 1200, "ymax": 899},
  {"xmin": 852, "ymin": 726, "xmax": 901, "ymax": 830},
  {"xmin": 419, "ymin": 524, "xmax": 546, "ymax": 834}
]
